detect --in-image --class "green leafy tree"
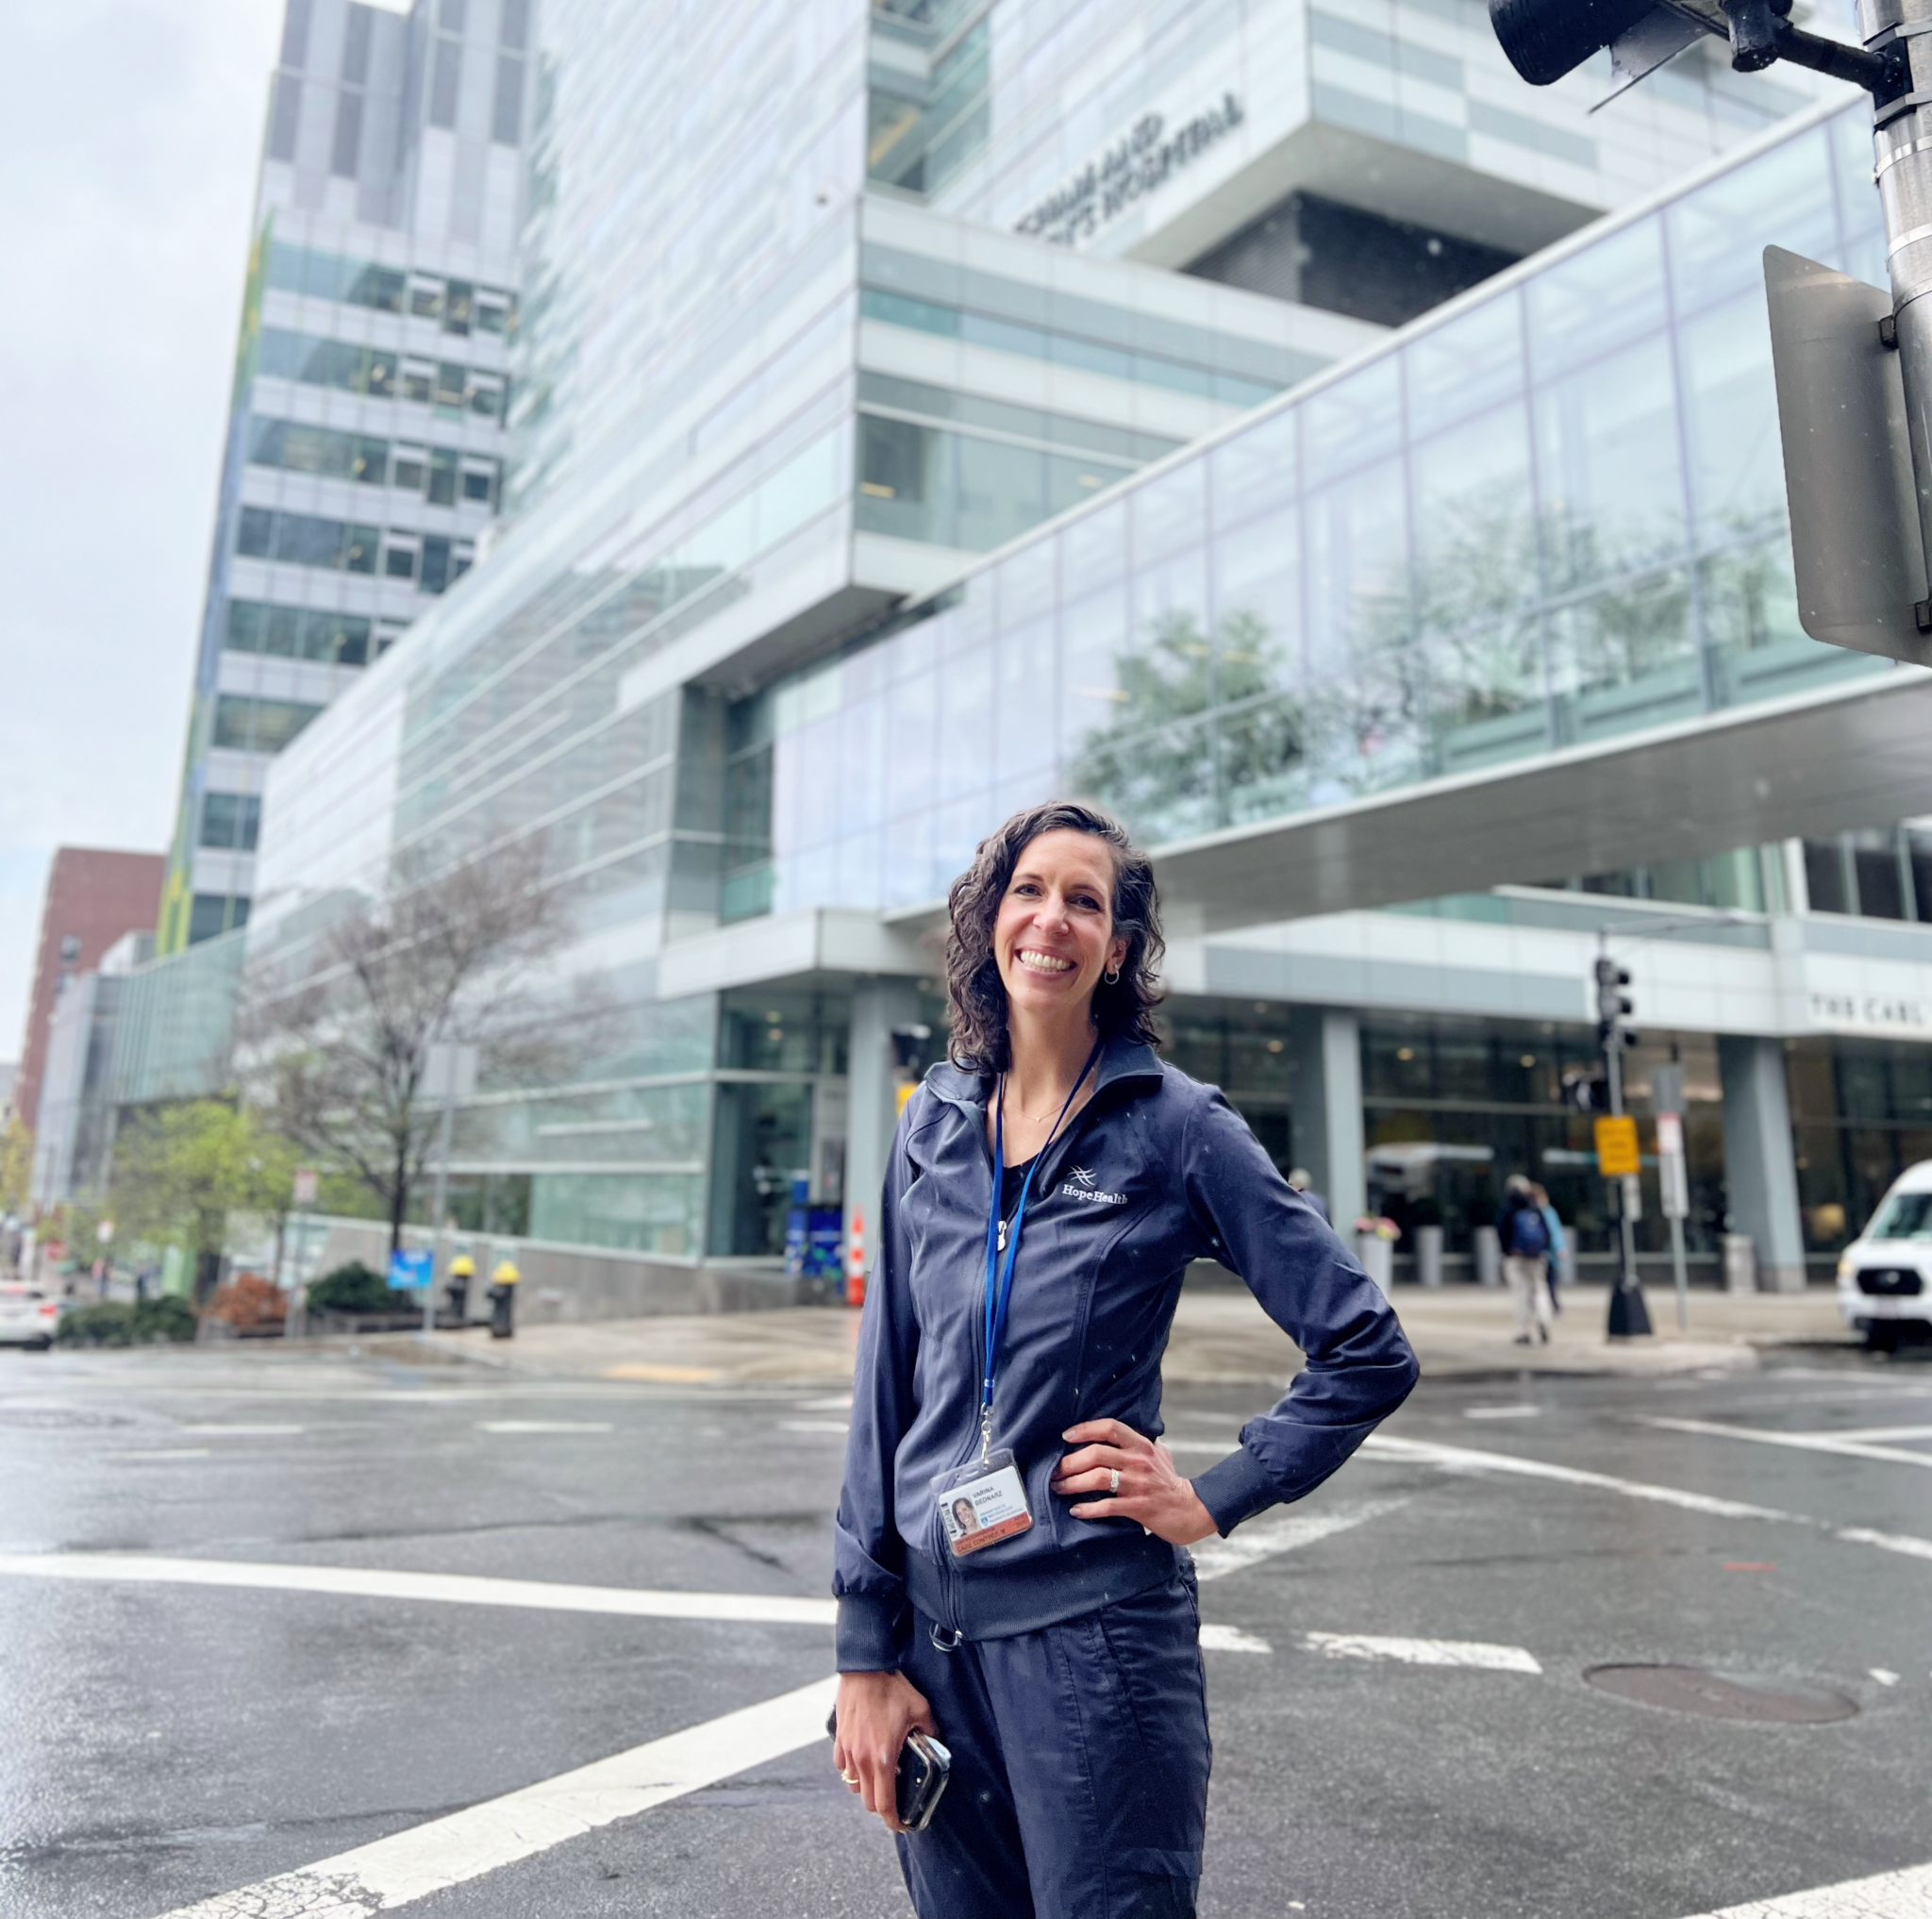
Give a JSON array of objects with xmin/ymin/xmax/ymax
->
[
  {"xmin": 1072, "ymin": 609, "xmax": 1306, "ymax": 837},
  {"xmin": 108, "ymin": 1102, "xmax": 298, "ymax": 1301},
  {"xmin": 0, "ymin": 1117, "xmax": 31, "ymax": 1219}
]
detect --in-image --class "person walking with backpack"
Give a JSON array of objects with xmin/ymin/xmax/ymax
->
[
  {"xmin": 1499, "ymin": 1173, "xmax": 1552, "ymax": 1345},
  {"xmin": 1530, "ymin": 1181, "xmax": 1564, "ymax": 1317}
]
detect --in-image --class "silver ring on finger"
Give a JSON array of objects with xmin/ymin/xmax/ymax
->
[{"xmin": 1108, "ymin": 1466, "xmax": 1122, "ymax": 1494}]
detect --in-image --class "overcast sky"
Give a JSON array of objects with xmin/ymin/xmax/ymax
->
[{"xmin": 0, "ymin": 0, "xmax": 283, "ymax": 1060}]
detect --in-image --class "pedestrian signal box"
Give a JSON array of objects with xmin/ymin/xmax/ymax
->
[{"xmin": 1593, "ymin": 1115, "xmax": 1641, "ymax": 1178}]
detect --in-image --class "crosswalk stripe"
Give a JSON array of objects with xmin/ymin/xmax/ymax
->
[
  {"xmin": 0, "ymin": 1552, "xmax": 836, "ymax": 1626},
  {"xmin": 1360, "ymin": 1434, "xmax": 1932, "ymax": 1565},
  {"xmin": 1303, "ymin": 1630, "xmax": 1541, "ymax": 1674},
  {"xmin": 149, "ymin": 1676, "xmax": 838, "ymax": 1918},
  {"xmin": 1189, "ymin": 1498, "xmax": 1407, "ymax": 1581},
  {"xmin": 1674, "ymin": 1860, "xmax": 1932, "ymax": 1917}
]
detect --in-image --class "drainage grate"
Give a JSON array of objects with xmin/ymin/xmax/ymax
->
[{"xmin": 1585, "ymin": 1664, "xmax": 1857, "ymax": 1724}]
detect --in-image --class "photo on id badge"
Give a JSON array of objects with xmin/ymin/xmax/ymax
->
[{"xmin": 935, "ymin": 1449, "xmax": 1033, "ymax": 1557}]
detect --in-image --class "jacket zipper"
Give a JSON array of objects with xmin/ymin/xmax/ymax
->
[{"xmin": 935, "ymin": 1090, "xmax": 1113, "ymax": 1622}]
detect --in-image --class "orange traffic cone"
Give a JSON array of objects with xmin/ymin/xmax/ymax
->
[{"xmin": 845, "ymin": 1208, "xmax": 866, "ymax": 1308}]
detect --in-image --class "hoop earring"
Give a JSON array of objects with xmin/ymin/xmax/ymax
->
[{"xmin": 1104, "ymin": 966, "xmax": 1121, "ymax": 985}]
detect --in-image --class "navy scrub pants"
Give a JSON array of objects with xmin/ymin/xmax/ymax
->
[{"xmin": 894, "ymin": 1569, "xmax": 1210, "ymax": 1919}]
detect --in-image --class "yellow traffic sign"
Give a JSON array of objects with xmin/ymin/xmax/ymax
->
[{"xmin": 1594, "ymin": 1115, "xmax": 1641, "ymax": 1177}]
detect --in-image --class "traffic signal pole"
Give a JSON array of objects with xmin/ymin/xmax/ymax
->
[
  {"xmin": 1595, "ymin": 944, "xmax": 1653, "ymax": 1339},
  {"xmin": 1872, "ymin": 0, "xmax": 1932, "ymax": 599}
]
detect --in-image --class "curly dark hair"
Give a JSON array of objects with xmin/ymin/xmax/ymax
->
[{"xmin": 943, "ymin": 801, "xmax": 1164, "ymax": 1074}]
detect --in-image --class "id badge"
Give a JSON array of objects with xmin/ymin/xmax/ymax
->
[{"xmin": 933, "ymin": 1449, "xmax": 1033, "ymax": 1558}]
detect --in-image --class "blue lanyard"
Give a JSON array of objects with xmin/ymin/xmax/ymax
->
[{"xmin": 979, "ymin": 1039, "xmax": 1102, "ymax": 1458}]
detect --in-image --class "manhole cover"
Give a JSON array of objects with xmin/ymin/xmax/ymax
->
[
  {"xmin": 0, "ymin": 1407, "xmax": 132, "ymax": 1430},
  {"xmin": 1585, "ymin": 1664, "xmax": 1857, "ymax": 1724}
]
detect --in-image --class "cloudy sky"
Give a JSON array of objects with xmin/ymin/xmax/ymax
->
[{"xmin": 0, "ymin": 1, "xmax": 282, "ymax": 1059}]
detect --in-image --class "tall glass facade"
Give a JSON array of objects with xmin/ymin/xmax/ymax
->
[
  {"xmin": 733, "ymin": 104, "xmax": 1894, "ymax": 920},
  {"xmin": 159, "ymin": 0, "xmax": 525, "ymax": 954},
  {"xmin": 225, "ymin": 17, "xmax": 1932, "ymax": 1277}
]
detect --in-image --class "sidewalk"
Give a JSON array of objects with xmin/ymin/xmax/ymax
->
[{"xmin": 411, "ymin": 1283, "xmax": 1856, "ymax": 1389}]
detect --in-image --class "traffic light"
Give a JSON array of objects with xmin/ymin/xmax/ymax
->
[
  {"xmin": 1594, "ymin": 957, "xmax": 1636, "ymax": 1053},
  {"xmin": 1487, "ymin": 0, "xmax": 1655, "ymax": 86},
  {"xmin": 1563, "ymin": 1067, "xmax": 1610, "ymax": 1114},
  {"xmin": 1487, "ymin": 0, "xmax": 1902, "ymax": 101}
]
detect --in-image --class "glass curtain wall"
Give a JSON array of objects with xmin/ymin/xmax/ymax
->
[
  {"xmin": 730, "ymin": 105, "xmax": 1892, "ymax": 921},
  {"xmin": 1790, "ymin": 1037, "xmax": 1932, "ymax": 1253}
]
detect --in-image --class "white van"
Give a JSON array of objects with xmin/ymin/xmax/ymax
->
[{"xmin": 1838, "ymin": 1160, "xmax": 1932, "ymax": 1351}]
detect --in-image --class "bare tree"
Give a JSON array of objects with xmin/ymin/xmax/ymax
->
[{"xmin": 239, "ymin": 843, "xmax": 589, "ymax": 1256}]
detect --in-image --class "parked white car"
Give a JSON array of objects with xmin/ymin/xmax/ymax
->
[
  {"xmin": 1838, "ymin": 1160, "xmax": 1932, "ymax": 1351},
  {"xmin": 0, "ymin": 1283, "xmax": 63, "ymax": 1351}
]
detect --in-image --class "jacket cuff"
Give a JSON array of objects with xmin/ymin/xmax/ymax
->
[
  {"xmin": 1191, "ymin": 1443, "xmax": 1282, "ymax": 1537},
  {"xmin": 836, "ymin": 1591, "xmax": 902, "ymax": 1672}
]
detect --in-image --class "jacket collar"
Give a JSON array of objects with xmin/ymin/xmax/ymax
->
[{"xmin": 923, "ymin": 1029, "xmax": 1165, "ymax": 1114}]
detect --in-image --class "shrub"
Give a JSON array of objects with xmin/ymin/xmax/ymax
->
[
  {"xmin": 132, "ymin": 1295, "xmax": 197, "ymax": 1343},
  {"xmin": 306, "ymin": 1262, "xmax": 414, "ymax": 1316},
  {"xmin": 206, "ymin": 1273, "xmax": 287, "ymax": 1333},
  {"xmin": 56, "ymin": 1297, "xmax": 200, "ymax": 1346},
  {"xmin": 56, "ymin": 1303, "xmax": 136, "ymax": 1347}
]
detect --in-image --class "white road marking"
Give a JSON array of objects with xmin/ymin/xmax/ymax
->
[
  {"xmin": 1870, "ymin": 1668, "xmax": 1901, "ymax": 1686},
  {"xmin": 116, "ymin": 1449, "xmax": 213, "ymax": 1461},
  {"xmin": 777, "ymin": 1420, "xmax": 850, "ymax": 1434},
  {"xmin": 1303, "ymin": 1631, "xmax": 1541, "ymax": 1674},
  {"xmin": 1164, "ymin": 1439, "xmax": 1239, "ymax": 1455},
  {"xmin": 1361, "ymin": 1433, "xmax": 1932, "ymax": 1569},
  {"xmin": 475, "ymin": 1420, "xmax": 614, "ymax": 1434},
  {"xmin": 1361, "ymin": 1433, "xmax": 1788, "ymax": 1520},
  {"xmin": 0, "ymin": 1552, "xmax": 837, "ymax": 1626},
  {"xmin": 150, "ymin": 1675, "xmax": 838, "ymax": 1918},
  {"xmin": 1463, "ymin": 1405, "xmax": 1542, "ymax": 1420},
  {"xmin": 1674, "ymin": 1859, "xmax": 1932, "ymax": 1917},
  {"xmin": 1199, "ymin": 1624, "xmax": 1272, "ymax": 1654},
  {"xmin": 178, "ymin": 1425, "xmax": 306, "ymax": 1436},
  {"xmin": 1832, "ymin": 1424, "xmax": 1932, "ymax": 1443},
  {"xmin": 1191, "ymin": 1499, "xmax": 1407, "ymax": 1582},
  {"xmin": 1643, "ymin": 1416, "xmax": 1932, "ymax": 1471},
  {"xmin": 792, "ymin": 1395, "xmax": 853, "ymax": 1411}
]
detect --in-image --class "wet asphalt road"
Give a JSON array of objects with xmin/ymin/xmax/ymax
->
[{"xmin": 1, "ymin": 1332, "xmax": 1928, "ymax": 1919}]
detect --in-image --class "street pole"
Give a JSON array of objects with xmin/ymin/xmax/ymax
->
[
  {"xmin": 420, "ymin": 1042, "xmax": 475, "ymax": 1342},
  {"xmin": 425, "ymin": 1066, "xmax": 455, "ymax": 1342},
  {"xmin": 1596, "ymin": 939, "xmax": 1653, "ymax": 1340},
  {"xmin": 1652, "ymin": 1060, "xmax": 1691, "ymax": 1332},
  {"xmin": 1871, "ymin": 0, "xmax": 1932, "ymax": 612}
]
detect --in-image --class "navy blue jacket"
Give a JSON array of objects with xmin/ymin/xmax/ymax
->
[{"xmin": 833, "ymin": 1035, "xmax": 1419, "ymax": 1670}]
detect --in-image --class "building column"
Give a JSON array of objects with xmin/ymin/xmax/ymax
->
[
  {"xmin": 845, "ymin": 976, "xmax": 924, "ymax": 1260},
  {"xmin": 1718, "ymin": 1033, "xmax": 1807, "ymax": 1293},
  {"xmin": 1286, "ymin": 1006, "xmax": 1365, "ymax": 1232}
]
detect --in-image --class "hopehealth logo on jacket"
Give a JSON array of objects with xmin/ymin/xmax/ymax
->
[{"xmin": 1060, "ymin": 1164, "xmax": 1128, "ymax": 1206}]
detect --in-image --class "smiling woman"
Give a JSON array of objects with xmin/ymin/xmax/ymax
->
[{"xmin": 828, "ymin": 797, "xmax": 1419, "ymax": 1917}]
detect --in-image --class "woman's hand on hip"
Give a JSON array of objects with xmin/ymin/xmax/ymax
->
[
  {"xmin": 833, "ymin": 1668, "xmax": 934, "ymax": 1833},
  {"xmin": 1050, "ymin": 1419, "xmax": 1219, "ymax": 1545}
]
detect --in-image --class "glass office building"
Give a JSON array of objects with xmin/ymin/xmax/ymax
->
[
  {"xmin": 156, "ymin": 0, "xmax": 527, "ymax": 954},
  {"xmin": 104, "ymin": 2, "xmax": 1923, "ymax": 1300}
]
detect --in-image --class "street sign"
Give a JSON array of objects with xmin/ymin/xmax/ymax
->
[
  {"xmin": 292, "ymin": 1168, "xmax": 319, "ymax": 1207},
  {"xmin": 1594, "ymin": 1114, "xmax": 1641, "ymax": 1177},
  {"xmin": 388, "ymin": 1248, "xmax": 433, "ymax": 1291},
  {"xmin": 425, "ymin": 1043, "xmax": 479, "ymax": 1101},
  {"xmin": 1657, "ymin": 1113, "xmax": 1690, "ymax": 1220},
  {"xmin": 1764, "ymin": 246, "xmax": 1932, "ymax": 667}
]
